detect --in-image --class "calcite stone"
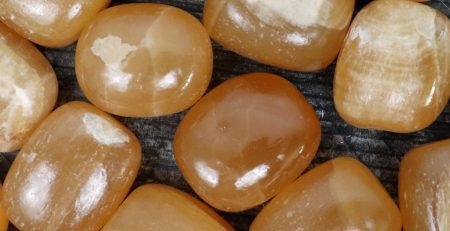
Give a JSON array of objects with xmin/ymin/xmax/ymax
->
[
  {"xmin": 76, "ymin": 3, "xmax": 213, "ymax": 117},
  {"xmin": 174, "ymin": 73, "xmax": 321, "ymax": 212},
  {"xmin": 0, "ymin": 0, "xmax": 110, "ymax": 47},
  {"xmin": 0, "ymin": 22, "xmax": 58, "ymax": 152},
  {"xmin": 0, "ymin": 184, "xmax": 8, "ymax": 231},
  {"xmin": 251, "ymin": 157, "xmax": 402, "ymax": 231},
  {"xmin": 399, "ymin": 139, "xmax": 450, "ymax": 231},
  {"xmin": 203, "ymin": 0, "xmax": 355, "ymax": 71},
  {"xmin": 2, "ymin": 101, "xmax": 141, "ymax": 231},
  {"xmin": 102, "ymin": 184, "xmax": 234, "ymax": 231},
  {"xmin": 334, "ymin": 0, "xmax": 450, "ymax": 133}
]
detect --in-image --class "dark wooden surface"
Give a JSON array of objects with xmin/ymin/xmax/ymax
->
[{"xmin": 1, "ymin": 0, "xmax": 449, "ymax": 230}]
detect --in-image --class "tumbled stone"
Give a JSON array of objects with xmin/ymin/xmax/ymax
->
[
  {"xmin": 399, "ymin": 139, "xmax": 450, "ymax": 231},
  {"xmin": 76, "ymin": 3, "xmax": 213, "ymax": 117},
  {"xmin": 0, "ymin": 22, "xmax": 58, "ymax": 152},
  {"xmin": 334, "ymin": 0, "xmax": 450, "ymax": 133},
  {"xmin": 174, "ymin": 73, "xmax": 321, "ymax": 212},
  {"xmin": 2, "ymin": 101, "xmax": 141, "ymax": 231},
  {"xmin": 0, "ymin": 0, "xmax": 110, "ymax": 47},
  {"xmin": 0, "ymin": 184, "xmax": 8, "ymax": 231},
  {"xmin": 251, "ymin": 157, "xmax": 402, "ymax": 231},
  {"xmin": 203, "ymin": 0, "xmax": 355, "ymax": 71},
  {"xmin": 102, "ymin": 184, "xmax": 234, "ymax": 231}
]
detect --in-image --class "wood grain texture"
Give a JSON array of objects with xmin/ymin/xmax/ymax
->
[{"xmin": 1, "ymin": 0, "xmax": 449, "ymax": 230}]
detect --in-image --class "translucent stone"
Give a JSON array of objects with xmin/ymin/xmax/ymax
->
[
  {"xmin": 0, "ymin": 22, "xmax": 58, "ymax": 152},
  {"xmin": 2, "ymin": 101, "xmax": 141, "ymax": 231},
  {"xmin": 203, "ymin": 0, "xmax": 355, "ymax": 71},
  {"xmin": 174, "ymin": 73, "xmax": 321, "ymax": 212},
  {"xmin": 0, "ymin": 184, "xmax": 8, "ymax": 231},
  {"xmin": 0, "ymin": 0, "xmax": 110, "ymax": 47},
  {"xmin": 399, "ymin": 139, "xmax": 450, "ymax": 231},
  {"xmin": 76, "ymin": 3, "xmax": 213, "ymax": 117},
  {"xmin": 251, "ymin": 157, "xmax": 402, "ymax": 231},
  {"xmin": 334, "ymin": 0, "xmax": 450, "ymax": 133},
  {"xmin": 102, "ymin": 184, "xmax": 234, "ymax": 231}
]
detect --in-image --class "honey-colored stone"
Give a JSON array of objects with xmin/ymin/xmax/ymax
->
[
  {"xmin": 2, "ymin": 101, "xmax": 141, "ymax": 231},
  {"xmin": 102, "ymin": 184, "xmax": 234, "ymax": 231},
  {"xmin": 0, "ymin": 22, "xmax": 58, "ymax": 152},
  {"xmin": 174, "ymin": 73, "xmax": 321, "ymax": 212},
  {"xmin": 203, "ymin": 0, "xmax": 355, "ymax": 71},
  {"xmin": 76, "ymin": 3, "xmax": 213, "ymax": 117},
  {"xmin": 251, "ymin": 157, "xmax": 402, "ymax": 231},
  {"xmin": 0, "ymin": 0, "xmax": 110, "ymax": 47},
  {"xmin": 0, "ymin": 184, "xmax": 9, "ymax": 231},
  {"xmin": 334, "ymin": 0, "xmax": 450, "ymax": 133},
  {"xmin": 399, "ymin": 139, "xmax": 450, "ymax": 231}
]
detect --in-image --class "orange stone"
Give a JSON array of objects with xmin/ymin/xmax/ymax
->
[
  {"xmin": 174, "ymin": 73, "xmax": 321, "ymax": 212},
  {"xmin": 0, "ymin": 0, "xmax": 110, "ymax": 47},
  {"xmin": 399, "ymin": 139, "xmax": 450, "ymax": 231},
  {"xmin": 0, "ymin": 184, "xmax": 8, "ymax": 231},
  {"xmin": 0, "ymin": 22, "xmax": 58, "ymax": 152},
  {"xmin": 203, "ymin": 0, "xmax": 355, "ymax": 71},
  {"xmin": 2, "ymin": 101, "xmax": 141, "ymax": 231},
  {"xmin": 102, "ymin": 184, "xmax": 234, "ymax": 231},
  {"xmin": 334, "ymin": 0, "xmax": 450, "ymax": 133},
  {"xmin": 76, "ymin": 3, "xmax": 213, "ymax": 117},
  {"xmin": 251, "ymin": 157, "xmax": 402, "ymax": 231}
]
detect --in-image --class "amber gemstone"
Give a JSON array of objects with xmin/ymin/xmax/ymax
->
[
  {"xmin": 251, "ymin": 157, "xmax": 402, "ymax": 231},
  {"xmin": 203, "ymin": 0, "xmax": 355, "ymax": 71},
  {"xmin": 399, "ymin": 139, "xmax": 450, "ymax": 231},
  {"xmin": 76, "ymin": 3, "xmax": 213, "ymax": 117},
  {"xmin": 0, "ymin": 0, "xmax": 110, "ymax": 47},
  {"xmin": 102, "ymin": 184, "xmax": 234, "ymax": 231},
  {"xmin": 2, "ymin": 101, "xmax": 141, "ymax": 231},
  {"xmin": 174, "ymin": 73, "xmax": 321, "ymax": 212},
  {"xmin": 0, "ymin": 22, "xmax": 58, "ymax": 152},
  {"xmin": 0, "ymin": 184, "xmax": 8, "ymax": 231},
  {"xmin": 334, "ymin": 0, "xmax": 450, "ymax": 133}
]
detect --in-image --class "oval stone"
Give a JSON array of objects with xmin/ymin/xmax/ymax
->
[
  {"xmin": 334, "ymin": 0, "xmax": 450, "ymax": 133},
  {"xmin": 399, "ymin": 139, "xmax": 450, "ymax": 231},
  {"xmin": 251, "ymin": 157, "xmax": 402, "ymax": 231},
  {"xmin": 102, "ymin": 184, "xmax": 234, "ymax": 231},
  {"xmin": 0, "ymin": 22, "xmax": 58, "ymax": 152},
  {"xmin": 174, "ymin": 73, "xmax": 321, "ymax": 212},
  {"xmin": 2, "ymin": 101, "xmax": 141, "ymax": 231},
  {"xmin": 76, "ymin": 3, "xmax": 213, "ymax": 117},
  {"xmin": 203, "ymin": 0, "xmax": 355, "ymax": 71},
  {"xmin": 0, "ymin": 0, "xmax": 110, "ymax": 47}
]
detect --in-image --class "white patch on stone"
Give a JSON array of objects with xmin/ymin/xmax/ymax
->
[
  {"xmin": 195, "ymin": 161, "xmax": 219, "ymax": 188},
  {"xmin": 91, "ymin": 35, "xmax": 137, "ymax": 92},
  {"xmin": 24, "ymin": 152, "xmax": 37, "ymax": 163},
  {"xmin": 157, "ymin": 70, "xmax": 179, "ymax": 89},
  {"xmin": 235, "ymin": 164, "xmax": 270, "ymax": 189},
  {"xmin": 15, "ymin": 0, "xmax": 60, "ymax": 25},
  {"xmin": 74, "ymin": 166, "xmax": 107, "ymax": 221},
  {"xmin": 285, "ymin": 33, "xmax": 311, "ymax": 46},
  {"xmin": 82, "ymin": 113, "xmax": 129, "ymax": 145},
  {"xmin": 227, "ymin": 4, "xmax": 254, "ymax": 31}
]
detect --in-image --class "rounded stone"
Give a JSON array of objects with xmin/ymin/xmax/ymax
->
[
  {"xmin": 0, "ymin": 0, "xmax": 110, "ymax": 47},
  {"xmin": 203, "ymin": 0, "xmax": 355, "ymax": 71},
  {"xmin": 0, "ymin": 22, "xmax": 58, "ymax": 152},
  {"xmin": 2, "ymin": 101, "xmax": 141, "ymax": 231},
  {"xmin": 76, "ymin": 3, "xmax": 213, "ymax": 117},
  {"xmin": 102, "ymin": 184, "xmax": 234, "ymax": 231},
  {"xmin": 174, "ymin": 73, "xmax": 321, "ymax": 212},
  {"xmin": 334, "ymin": 0, "xmax": 450, "ymax": 133},
  {"xmin": 251, "ymin": 157, "xmax": 402, "ymax": 231}
]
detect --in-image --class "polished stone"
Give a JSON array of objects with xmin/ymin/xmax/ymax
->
[
  {"xmin": 0, "ymin": 22, "xmax": 58, "ymax": 152},
  {"xmin": 76, "ymin": 3, "xmax": 213, "ymax": 117},
  {"xmin": 334, "ymin": 0, "xmax": 450, "ymax": 133},
  {"xmin": 399, "ymin": 139, "xmax": 450, "ymax": 231},
  {"xmin": 251, "ymin": 157, "xmax": 402, "ymax": 231},
  {"xmin": 174, "ymin": 73, "xmax": 321, "ymax": 212},
  {"xmin": 2, "ymin": 101, "xmax": 141, "ymax": 231}
]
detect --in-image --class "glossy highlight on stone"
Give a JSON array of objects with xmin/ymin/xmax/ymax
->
[
  {"xmin": 204, "ymin": 0, "xmax": 355, "ymax": 71},
  {"xmin": 102, "ymin": 184, "xmax": 234, "ymax": 231},
  {"xmin": 174, "ymin": 73, "xmax": 321, "ymax": 212},
  {"xmin": 0, "ymin": 0, "xmax": 110, "ymax": 47},
  {"xmin": 76, "ymin": 3, "xmax": 213, "ymax": 117},
  {"xmin": 251, "ymin": 157, "xmax": 402, "ymax": 231},
  {"xmin": 399, "ymin": 139, "xmax": 450, "ymax": 231},
  {"xmin": 2, "ymin": 101, "xmax": 141, "ymax": 231},
  {"xmin": 334, "ymin": 0, "xmax": 450, "ymax": 133},
  {"xmin": 0, "ymin": 22, "xmax": 58, "ymax": 152}
]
